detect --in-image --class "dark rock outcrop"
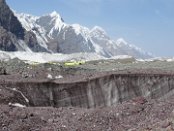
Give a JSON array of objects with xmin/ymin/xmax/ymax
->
[
  {"xmin": 0, "ymin": 0, "xmax": 47, "ymax": 52},
  {"xmin": 0, "ymin": 0, "xmax": 25, "ymax": 39},
  {"xmin": 24, "ymin": 31, "xmax": 48, "ymax": 52},
  {"xmin": 0, "ymin": 66, "xmax": 6, "ymax": 75},
  {"xmin": 0, "ymin": 26, "xmax": 18, "ymax": 51}
]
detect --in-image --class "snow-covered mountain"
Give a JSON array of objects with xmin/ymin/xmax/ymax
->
[
  {"xmin": 115, "ymin": 38, "xmax": 152, "ymax": 59},
  {"xmin": 14, "ymin": 11, "xmax": 152, "ymax": 59},
  {"xmin": 0, "ymin": 0, "xmax": 152, "ymax": 59}
]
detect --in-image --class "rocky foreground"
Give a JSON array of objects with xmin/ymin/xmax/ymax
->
[
  {"xmin": 0, "ymin": 96, "xmax": 174, "ymax": 131},
  {"xmin": 0, "ymin": 58, "xmax": 174, "ymax": 130}
]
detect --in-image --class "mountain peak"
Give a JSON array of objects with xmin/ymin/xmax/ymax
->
[
  {"xmin": 116, "ymin": 38, "xmax": 128, "ymax": 46},
  {"xmin": 50, "ymin": 11, "xmax": 60, "ymax": 18},
  {"xmin": 91, "ymin": 26, "xmax": 106, "ymax": 34},
  {"xmin": 49, "ymin": 11, "xmax": 65, "ymax": 22},
  {"xmin": 48, "ymin": 11, "xmax": 65, "ymax": 26},
  {"xmin": 40, "ymin": 11, "xmax": 64, "ymax": 22}
]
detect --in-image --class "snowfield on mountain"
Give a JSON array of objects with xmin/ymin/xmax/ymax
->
[{"xmin": 14, "ymin": 11, "xmax": 152, "ymax": 59}]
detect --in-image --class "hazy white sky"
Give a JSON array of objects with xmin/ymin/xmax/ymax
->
[{"xmin": 6, "ymin": 0, "xmax": 174, "ymax": 57}]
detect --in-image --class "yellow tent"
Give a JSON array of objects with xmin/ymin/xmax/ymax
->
[{"xmin": 64, "ymin": 61, "xmax": 85, "ymax": 66}]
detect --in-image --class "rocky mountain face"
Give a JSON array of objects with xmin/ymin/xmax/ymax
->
[
  {"xmin": 0, "ymin": 0, "xmax": 46, "ymax": 52},
  {"xmin": 16, "ymin": 11, "xmax": 152, "ymax": 58},
  {"xmin": 0, "ymin": 0, "xmax": 24, "ymax": 39},
  {"xmin": 0, "ymin": 0, "xmax": 152, "ymax": 58}
]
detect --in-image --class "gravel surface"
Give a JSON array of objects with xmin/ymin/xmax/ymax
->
[
  {"xmin": 0, "ymin": 58, "xmax": 174, "ymax": 130},
  {"xmin": 0, "ymin": 96, "xmax": 174, "ymax": 131}
]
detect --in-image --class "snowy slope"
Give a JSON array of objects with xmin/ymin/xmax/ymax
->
[
  {"xmin": 89, "ymin": 27, "xmax": 152, "ymax": 58},
  {"xmin": 14, "ymin": 12, "xmax": 49, "ymax": 50},
  {"xmin": 90, "ymin": 26, "xmax": 118, "ymax": 57},
  {"xmin": 14, "ymin": 11, "xmax": 152, "ymax": 59},
  {"xmin": 36, "ymin": 11, "xmax": 66, "ymax": 39},
  {"xmin": 14, "ymin": 11, "xmax": 66, "ymax": 52},
  {"xmin": 115, "ymin": 38, "xmax": 152, "ymax": 59}
]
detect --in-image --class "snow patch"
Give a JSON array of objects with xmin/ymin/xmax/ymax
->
[
  {"xmin": 47, "ymin": 74, "xmax": 53, "ymax": 79},
  {"xmin": 9, "ymin": 103, "xmax": 26, "ymax": 108},
  {"xmin": 55, "ymin": 75, "xmax": 63, "ymax": 79},
  {"xmin": 0, "ymin": 51, "xmax": 10, "ymax": 61},
  {"xmin": 110, "ymin": 55, "xmax": 133, "ymax": 59},
  {"xmin": 167, "ymin": 58, "xmax": 174, "ymax": 62}
]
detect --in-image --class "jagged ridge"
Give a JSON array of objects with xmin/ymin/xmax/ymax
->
[
  {"xmin": 0, "ymin": 0, "xmax": 152, "ymax": 59},
  {"xmin": 15, "ymin": 11, "xmax": 152, "ymax": 58},
  {"xmin": 0, "ymin": 0, "xmax": 48, "ymax": 52}
]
